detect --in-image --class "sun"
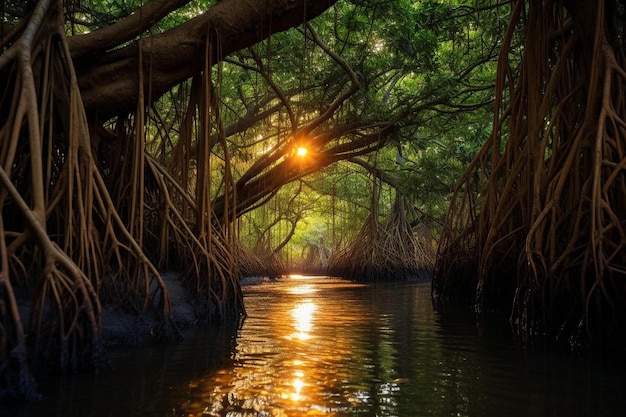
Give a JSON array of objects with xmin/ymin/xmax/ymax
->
[{"xmin": 296, "ymin": 147, "xmax": 308, "ymax": 157}]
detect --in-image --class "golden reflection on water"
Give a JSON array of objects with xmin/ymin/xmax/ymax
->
[
  {"xmin": 288, "ymin": 301, "xmax": 316, "ymax": 341},
  {"xmin": 287, "ymin": 284, "xmax": 317, "ymax": 295},
  {"xmin": 181, "ymin": 275, "xmax": 403, "ymax": 417},
  {"xmin": 286, "ymin": 375, "xmax": 305, "ymax": 402}
]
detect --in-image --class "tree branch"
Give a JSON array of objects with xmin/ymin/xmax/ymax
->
[
  {"xmin": 68, "ymin": 0, "xmax": 193, "ymax": 58},
  {"xmin": 75, "ymin": 0, "xmax": 338, "ymax": 123}
]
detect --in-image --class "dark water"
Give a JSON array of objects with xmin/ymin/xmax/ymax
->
[{"xmin": 4, "ymin": 275, "xmax": 626, "ymax": 416}]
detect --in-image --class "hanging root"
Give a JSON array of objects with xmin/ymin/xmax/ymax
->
[
  {"xmin": 235, "ymin": 239, "xmax": 284, "ymax": 279},
  {"xmin": 0, "ymin": 222, "xmax": 38, "ymax": 400},
  {"xmin": 0, "ymin": 0, "xmax": 103, "ymax": 396},
  {"xmin": 294, "ymin": 242, "xmax": 332, "ymax": 275},
  {"xmin": 140, "ymin": 42, "xmax": 245, "ymax": 320},
  {"xmin": 434, "ymin": 0, "xmax": 626, "ymax": 349},
  {"xmin": 0, "ymin": 0, "xmax": 180, "ymax": 398},
  {"xmin": 0, "ymin": 164, "xmax": 101, "ymax": 372}
]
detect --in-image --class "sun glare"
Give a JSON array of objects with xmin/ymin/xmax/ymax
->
[
  {"xmin": 296, "ymin": 147, "xmax": 308, "ymax": 156},
  {"xmin": 289, "ymin": 301, "xmax": 316, "ymax": 341}
]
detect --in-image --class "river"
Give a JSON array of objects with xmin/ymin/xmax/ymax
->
[{"xmin": 4, "ymin": 275, "xmax": 626, "ymax": 416}]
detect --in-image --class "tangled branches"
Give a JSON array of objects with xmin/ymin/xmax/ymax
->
[{"xmin": 1, "ymin": 0, "xmax": 105, "ymax": 398}]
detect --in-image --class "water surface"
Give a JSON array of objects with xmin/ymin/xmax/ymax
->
[{"xmin": 4, "ymin": 275, "xmax": 626, "ymax": 416}]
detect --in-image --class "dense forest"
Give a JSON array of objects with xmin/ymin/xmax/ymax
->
[{"xmin": 1, "ymin": 0, "xmax": 625, "ymax": 400}]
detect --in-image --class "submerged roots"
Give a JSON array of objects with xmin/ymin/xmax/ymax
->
[{"xmin": 329, "ymin": 195, "xmax": 435, "ymax": 282}]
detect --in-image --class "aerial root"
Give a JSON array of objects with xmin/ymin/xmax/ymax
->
[{"xmin": 434, "ymin": 0, "xmax": 626, "ymax": 348}]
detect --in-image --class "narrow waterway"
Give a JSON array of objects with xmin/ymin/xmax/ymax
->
[{"xmin": 4, "ymin": 275, "xmax": 626, "ymax": 416}]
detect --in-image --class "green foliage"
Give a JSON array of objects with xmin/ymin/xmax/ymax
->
[
  {"xmin": 65, "ymin": 0, "xmax": 217, "ymax": 34},
  {"xmin": 220, "ymin": 0, "xmax": 510, "ymax": 256},
  {"xmin": 62, "ymin": 0, "xmax": 511, "ymax": 259}
]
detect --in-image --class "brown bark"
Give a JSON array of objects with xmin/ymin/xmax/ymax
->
[
  {"xmin": 68, "ymin": 0, "xmax": 192, "ymax": 58},
  {"xmin": 74, "ymin": 0, "xmax": 338, "ymax": 123}
]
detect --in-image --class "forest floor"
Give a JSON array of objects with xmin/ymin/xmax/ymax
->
[
  {"xmin": 99, "ymin": 273, "xmax": 272, "ymax": 348},
  {"xmin": 99, "ymin": 272, "xmax": 195, "ymax": 347}
]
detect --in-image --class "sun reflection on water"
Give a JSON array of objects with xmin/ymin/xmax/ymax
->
[
  {"xmin": 179, "ymin": 275, "xmax": 399, "ymax": 417},
  {"xmin": 288, "ymin": 301, "xmax": 317, "ymax": 341},
  {"xmin": 287, "ymin": 284, "xmax": 317, "ymax": 295},
  {"xmin": 289, "ymin": 377, "xmax": 305, "ymax": 401}
]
